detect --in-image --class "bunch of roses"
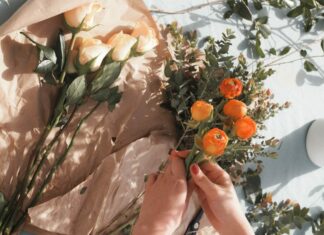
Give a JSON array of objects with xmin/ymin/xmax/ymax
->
[
  {"xmin": 186, "ymin": 77, "xmax": 257, "ymax": 170},
  {"xmin": 0, "ymin": 2, "xmax": 158, "ymax": 234}
]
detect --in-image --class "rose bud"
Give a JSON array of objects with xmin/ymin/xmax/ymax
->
[
  {"xmin": 64, "ymin": 2, "xmax": 103, "ymax": 31},
  {"xmin": 234, "ymin": 116, "xmax": 257, "ymax": 140},
  {"xmin": 67, "ymin": 37, "xmax": 111, "ymax": 73},
  {"xmin": 202, "ymin": 128, "xmax": 228, "ymax": 157},
  {"xmin": 191, "ymin": 100, "xmax": 214, "ymax": 122},
  {"xmin": 131, "ymin": 21, "xmax": 159, "ymax": 53},
  {"xmin": 219, "ymin": 78, "xmax": 243, "ymax": 99},
  {"xmin": 223, "ymin": 99, "xmax": 247, "ymax": 120},
  {"xmin": 107, "ymin": 31, "xmax": 137, "ymax": 61}
]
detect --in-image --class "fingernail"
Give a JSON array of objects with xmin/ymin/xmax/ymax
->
[{"xmin": 191, "ymin": 164, "xmax": 199, "ymax": 175}]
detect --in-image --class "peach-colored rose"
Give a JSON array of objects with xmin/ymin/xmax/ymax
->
[
  {"xmin": 131, "ymin": 21, "xmax": 158, "ymax": 53},
  {"xmin": 64, "ymin": 2, "xmax": 103, "ymax": 31},
  {"xmin": 219, "ymin": 78, "xmax": 243, "ymax": 99},
  {"xmin": 107, "ymin": 31, "xmax": 137, "ymax": 61},
  {"xmin": 234, "ymin": 116, "xmax": 257, "ymax": 140},
  {"xmin": 67, "ymin": 37, "xmax": 111, "ymax": 73}
]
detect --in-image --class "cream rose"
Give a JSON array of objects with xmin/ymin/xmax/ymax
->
[
  {"xmin": 131, "ymin": 21, "xmax": 158, "ymax": 53},
  {"xmin": 106, "ymin": 31, "xmax": 137, "ymax": 61},
  {"xmin": 67, "ymin": 37, "xmax": 111, "ymax": 73},
  {"xmin": 64, "ymin": 2, "xmax": 103, "ymax": 31}
]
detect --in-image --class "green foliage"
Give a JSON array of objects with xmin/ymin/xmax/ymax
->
[
  {"xmin": 304, "ymin": 60, "xmax": 317, "ymax": 72},
  {"xmin": 65, "ymin": 75, "xmax": 87, "ymax": 105},
  {"xmin": 21, "ymin": 31, "xmax": 66, "ymax": 85},
  {"xmin": 162, "ymin": 24, "xmax": 288, "ymax": 183},
  {"xmin": 0, "ymin": 192, "xmax": 6, "ymax": 213}
]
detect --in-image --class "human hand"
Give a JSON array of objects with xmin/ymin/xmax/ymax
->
[
  {"xmin": 132, "ymin": 150, "xmax": 190, "ymax": 235},
  {"xmin": 190, "ymin": 162, "xmax": 254, "ymax": 235}
]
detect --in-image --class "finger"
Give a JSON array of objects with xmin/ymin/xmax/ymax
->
[
  {"xmin": 171, "ymin": 149, "xmax": 190, "ymax": 159},
  {"xmin": 171, "ymin": 155, "xmax": 186, "ymax": 178},
  {"xmin": 145, "ymin": 173, "xmax": 158, "ymax": 191},
  {"xmin": 200, "ymin": 161, "xmax": 232, "ymax": 187},
  {"xmin": 196, "ymin": 188, "xmax": 218, "ymax": 226},
  {"xmin": 190, "ymin": 163, "xmax": 218, "ymax": 196}
]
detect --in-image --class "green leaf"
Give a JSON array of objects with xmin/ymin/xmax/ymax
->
[
  {"xmin": 304, "ymin": 60, "xmax": 317, "ymax": 72},
  {"xmin": 91, "ymin": 62, "xmax": 122, "ymax": 93},
  {"xmin": 255, "ymin": 38, "xmax": 265, "ymax": 58},
  {"xmin": 253, "ymin": 0, "xmax": 263, "ymax": 10},
  {"xmin": 300, "ymin": 49, "xmax": 307, "ymax": 57},
  {"xmin": 321, "ymin": 39, "xmax": 324, "ymax": 52},
  {"xmin": 279, "ymin": 46, "xmax": 291, "ymax": 56},
  {"xmin": 21, "ymin": 32, "xmax": 57, "ymax": 64},
  {"xmin": 259, "ymin": 25, "xmax": 271, "ymax": 39},
  {"xmin": 235, "ymin": 1, "xmax": 253, "ymax": 21},
  {"xmin": 256, "ymin": 16, "xmax": 268, "ymax": 24},
  {"xmin": 316, "ymin": 0, "xmax": 324, "ymax": 5},
  {"xmin": 66, "ymin": 75, "xmax": 87, "ymax": 105},
  {"xmin": 107, "ymin": 87, "xmax": 123, "ymax": 111},
  {"xmin": 223, "ymin": 10, "xmax": 234, "ymax": 19},
  {"xmin": 35, "ymin": 60, "xmax": 55, "ymax": 74},
  {"xmin": 55, "ymin": 30, "xmax": 66, "ymax": 72},
  {"xmin": 287, "ymin": 6, "xmax": 304, "ymax": 18},
  {"xmin": 269, "ymin": 48, "xmax": 277, "ymax": 55},
  {"xmin": 0, "ymin": 192, "xmax": 7, "ymax": 212}
]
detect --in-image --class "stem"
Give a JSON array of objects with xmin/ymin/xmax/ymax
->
[
  {"xmin": 265, "ymin": 55, "xmax": 324, "ymax": 67},
  {"xmin": 150, "ymin": 0, "xmax": 224, "ymax": 15},
  {"xmin": 59, "ymin": 32, "xmax": 77, "ymax": 84},
  {"xmin": 27, "ymin": 106, "xmax": 79, "ymax": 193},
  {"xmin": 11, "ymin": 102, "xmax": 101, "ymax": 233}
]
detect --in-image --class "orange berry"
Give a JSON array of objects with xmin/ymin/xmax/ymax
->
[
  {"xmin": 234, "ymin": 116, "xmax": 257, "ymax": 140},
  {"xmin": 191, "ymin": 100, "xmax": 214, "ymax": 122},
  {"xmin": 223, "ymin": 99, "xmax": 247, "ymax": 120},
  {"xmin": 202, "ymin": 128, "xmax": 228, "ymax": 157},
  {"xmin": 219, "ymin": 78, "xmax": 243, "ymax": 99}
]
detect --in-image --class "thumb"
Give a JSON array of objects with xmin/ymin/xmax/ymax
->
[{"xmin": 190, "ymin": 163, "xmax": 217, "ymax": 196}]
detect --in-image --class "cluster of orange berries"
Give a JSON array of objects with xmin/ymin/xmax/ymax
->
[{"xmin": 190, "ymin": 78, "xmax": 257, "ymax": 157}]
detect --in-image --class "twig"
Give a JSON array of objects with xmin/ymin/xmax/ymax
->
[
  {"xmin": 150, "ymin": 0, "xmax": 224, "ymax": 15},
  {"xmin": 265, "ymin": 55, "xmax": 324, "ymax": 67}
]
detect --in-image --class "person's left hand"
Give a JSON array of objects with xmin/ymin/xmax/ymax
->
[{"xmin": 132, "ymin": 150, "xmax": 190, "ymax": 235}]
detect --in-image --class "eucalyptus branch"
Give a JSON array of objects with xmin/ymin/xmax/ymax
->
[
  {"xmin": 265, "ymin": 55, "xmax": 324, "ymax": 67},
  {"xmin": 150, "ymin": 0, "xmax": 224, "ymax": 15}
]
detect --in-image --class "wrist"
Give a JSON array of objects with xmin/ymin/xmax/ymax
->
[{"xmin": 132, "ymin": 219, "xmax": 173, "ymax": 235}]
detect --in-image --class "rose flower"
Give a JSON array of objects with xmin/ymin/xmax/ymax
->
[
  {"xmin": 107, "ymin": 31, "xmax": 137, "ymax": 61},
  {"xmin": 219, "ymin": 78, "xmax": 243, "ymax": 99},
  {"xmin": 191, "ymin": 100, "xmax": 214, "ymax": 122},
  {"xmin": 234, "ymin": 116, "xmax": 257, "ymax": 140},
  {"xmin": 223, "ymin": 99, "xmax": 247, "ymax": 120},
  {"xmin": 64, "ymin": 2, "xmax": 103, "ymax": 31},
  {"xmin": 202, "ymin": 128, "xmax": 228, "ymax": 157},
  {"xmin": 131, "ymin": 21, "xmax": 159, "ymax": 53},
  {"xmin": 67, "ymin": 37, "xmax": 111, "ymax": 73}
]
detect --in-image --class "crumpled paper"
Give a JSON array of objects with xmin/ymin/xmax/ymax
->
[{"xmin": 0, "ymin": 0, "xmax": 213, "ymax": 234}]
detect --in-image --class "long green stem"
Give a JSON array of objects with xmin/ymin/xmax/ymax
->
[
  {"xmin": 59, "ymin": 32, "xmax": 77, "ymax": 84},
  {"xmin": 27, "ymin": 105, "xmax": 79, "ymax": 193},
  {"xmin": 10, "ymin": 102, "xmax": 101, "ymax": 233}
]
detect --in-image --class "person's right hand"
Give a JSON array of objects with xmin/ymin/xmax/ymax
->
[{"xmin": 190, "ymin": 162, "xmax": 254, "ymax": 235}]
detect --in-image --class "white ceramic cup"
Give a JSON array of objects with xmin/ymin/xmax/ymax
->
[{"xmin": 306, "ymin": 119, "xmax": 324, "ymax": 167}]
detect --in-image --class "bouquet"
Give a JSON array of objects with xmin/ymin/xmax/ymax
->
[
  {"xmin": 0, "ymin": 2, "xmax": 159, "ymax": 234},
  {"xmin": 162, "ymin": 23, "xmax": 289, "ymax": 181}
]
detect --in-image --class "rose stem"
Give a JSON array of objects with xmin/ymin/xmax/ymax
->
[
  {"xmin": 10, "ymin": 102, "xmax": 101, "ymax": 233},
  {"xmin": 59, "ymin": 32, "xmax": 77, "ymax": 84}
]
